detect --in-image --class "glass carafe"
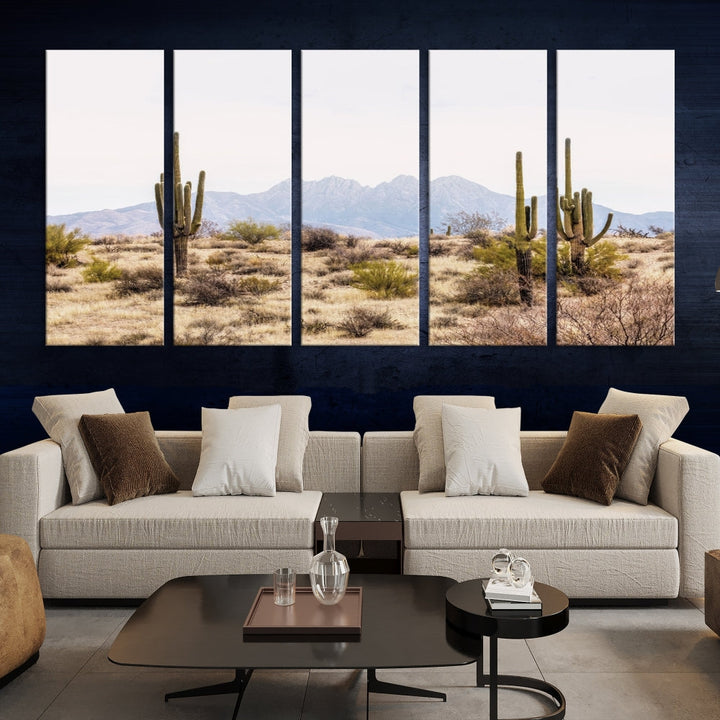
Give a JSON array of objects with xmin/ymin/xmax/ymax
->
[{"xmin": 309, "ymin": 516, "xmax": 350, "ymax": 605}]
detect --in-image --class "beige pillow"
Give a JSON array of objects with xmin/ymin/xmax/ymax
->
[
  {"xmin": 192, "ymin": 405, "xmax": 281, "ymax": 497},
  {"xmin": 32, "ymin": 388, "xmax": 125, "ymax": 504},
  {"xmin": 413, "ymin": 395, "xmax": 495, "ymax": 493},
  {"xmin": 78, "ymin": 412, "xmax": 179, "ymax": 505},
  {"xmin": 599, "ymin": 388, "xmax": 689, "ymax": 504},
  {"xmin": 443, "ymin": 405, "xmax": 528, "ymax": 497},
  {"xmin": 542, "ymin": 411, "xmax": 643, "ymax": 505},
  {"xmin": 227, "ymin": 395, "xmax": 311, "ymax": 492}
]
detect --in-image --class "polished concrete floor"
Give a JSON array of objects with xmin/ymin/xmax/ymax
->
[{"xmin": 1, "ymin": 597, "xmax": 718, "ymax": 720}]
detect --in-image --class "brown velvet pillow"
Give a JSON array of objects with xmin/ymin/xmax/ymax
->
[
  {"xmin": 78, "ymin": 411, "xmax": 179, "ymax": 505},
  {"xmin": 541, "ymin": 411, "xmax": 643, "ymax": 505}
]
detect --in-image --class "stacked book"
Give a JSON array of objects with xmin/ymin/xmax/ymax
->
[{"xmin": 483, "ymin": 578, "xmax": 542, "ymax": 611}]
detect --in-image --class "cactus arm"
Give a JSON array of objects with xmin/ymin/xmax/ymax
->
[
  {"xmin": 173, "ymin": 131, "xmax": 181, "ymax": 187},
  {"xmin": 191, "ymin": 170, "xmax": 205, "ymax": 233},
  {"xmin": 582, "ymin": 188, "xmax": 594, "ymax": 240},
  {"xmin": 174, "ymin": 182, "xmax": 184, "ymax": 232},
  {"xmin": 564, "ymin": 138, "xmax": 573, "ymax": 201},
  {"xmin": 590, "ymin": 212, "xmax": 614, "ymax": 244},
  {"xmin": 154, "ymin": 174, "xmax": 164, "ymax": 228},
  {"xmin": 528, "ymin": 195, "xmax": 537, "ymax": 240},
  {"xmin": 557, "ymin": 209, "xmax": 569, "ymax": 241},
  {"xmin": 183, "ymin": 182, "xmax": 192, "ymax": 231}
]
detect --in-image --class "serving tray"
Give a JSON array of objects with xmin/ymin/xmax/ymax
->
[{"xmin": 243, "ymin": 586, "xmax": 362, "ymax": 635}]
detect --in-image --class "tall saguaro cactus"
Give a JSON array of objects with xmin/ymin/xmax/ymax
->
[
  {"xmin": 155, "ymin": 132, "xmax": 205, "ymax": 276},
  {"xmin": 557, "ymin": 138, "xmax": 612, "ymax": 275},
  {"xmin": 512, "ymin": 151, "xmax": 537, "ymax": 307}
]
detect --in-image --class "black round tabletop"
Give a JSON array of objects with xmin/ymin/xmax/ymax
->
[{"xmin": 446, "ymin": 580, "xmax": 569, "ymax": 642}]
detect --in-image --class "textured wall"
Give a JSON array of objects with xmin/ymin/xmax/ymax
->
[{"xmin": 1, "ymin": 0, "xmax": 720, "ymax": 454}]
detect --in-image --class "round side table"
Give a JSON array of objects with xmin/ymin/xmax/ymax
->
[{"xmin": 446, "ymin": 579, "xmax": 569, "ymax": 720}]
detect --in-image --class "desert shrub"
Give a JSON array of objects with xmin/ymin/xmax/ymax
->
[
  {"xmin": 46, "ymin": 276, "xmax": 73, "ymax": 293},
  {"xmin": 236, "ymin": 276, "xmax": 281, "ymax": 297},
  {"xmin": 82, "ymin": 256, "xmax": 123, "ymax": 283},
  {"xmin": 302, "ymin": 226, "xmax": 340, "ymax": 251},
  {"xmin": 557, "ymin": 240, "xmax": 627, "ymax": 280},
  {"xmin": 114, "ymin": 266, "xmax": 164, "ymax": 296},
  {"xmin": 304, "ymin": 287, "xmax": 327, "ymax": 301},
  {"xmin": 206, "ymin": 251, "xmax": 229, "ymax": 267},
  {"xmin": 46, "ymin": 224, "xmax": 91, "ymax": 267},
  {"xmin": 235, "ymin": 256, "xmax": 286, "ymax": 277},
  {"xmin": 445, "ymin": 306, "xmax": 547, "ymax": 346},
  {"xmin": 472, "ymin": 237, "xmax": 546, "ymax": 278},
  {"xmin": 303, "ymin": 318, "xmax": 331, "ymax": 335},
  {"xmin": 454, "ymin": 268, "xmax": 519, "ymax": 306},
  {"xmin": 337, "ymin": 306, "xmax": 399, "ymax": 338},
  {"xmin": 429, "ymin": 239, "xmax": 453, "ymax": 256},
  {"xmin": 444, "ymin": 209, "xmax": 505, "ymax": 235},
  {"xmin": 325, "ymin": 242, "xmax": 386, "ymax": 271},
  {"xmin": 180, "ymin": 271, "xmax": 237, "ymax": 305},
  {"xmin": 557, "ymin": 276, "xmax": 674, "ymax": 346},
  {"xmin": 177, "ymin": 318, "xmax": 226, "ymax": 345},
  {"xmin": 224, "ymin": 218, "xmax": 280, "ymax": 245},
  {"xmin": 350, "ymin": 260, "xmax": 418, "ymax": 299}
]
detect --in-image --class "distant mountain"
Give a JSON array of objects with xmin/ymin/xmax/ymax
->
[{"xmin": 47, "ymin": 175, "xmax": 675, "ymax": 239}]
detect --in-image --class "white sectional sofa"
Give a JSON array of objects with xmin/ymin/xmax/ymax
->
[
  {"xmin": 362, "ymin": 431, "xmax": 720, "ymax": 600},
  {"xmin": 0, "ymin": 431, "xmax": 360, "ymax": 598},
  {"xmin": 1, "ymin": 428, "xmax": 719, "ymax": 600}
]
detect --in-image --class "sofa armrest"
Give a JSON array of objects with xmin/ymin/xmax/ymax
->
[
  {"xmin": 304, "ymin": 431, "xmax": 361, "ymax": 492},
  {"xmin": 0, "ymin": 439, "xmax": 69, "ymax": 563},
  {"xmin": 651, "ymin": 438, "xmax": 720, "ymax": 597}
]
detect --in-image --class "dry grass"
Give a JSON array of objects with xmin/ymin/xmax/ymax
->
[{"xmin": 46, "ymin": 238, "xmax": 163, "ymax": 346}]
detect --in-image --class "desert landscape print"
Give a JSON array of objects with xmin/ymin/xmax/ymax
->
[{"xmin": 46, "ymin": 49, "xmax": 675, "ymax": 347}]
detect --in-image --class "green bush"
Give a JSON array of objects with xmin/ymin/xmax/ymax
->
[
  {"xmin": 46, "ymin": 224, "xmax": 90, "ymax": 267},
  {"xmin": 473, "ymin": 237, "xmax": 546, "ymax": 278},
  {"xmin": 224, "ymin": 218, "xmax": 280, "ymax": 245},
  {"xmin": 557, "ymin": 240, "xmax": 627, "ymax": 280},
  {"xmin": 302, "ymin": 226, "xmax": 340, "ymax": 252},
  {"xmin": 82, "ymin": 256, "xmax": 122, "ymax": 283},
  {"xmin": 350, "ymin": 260, "xmax": 417, "ymax": 299}
]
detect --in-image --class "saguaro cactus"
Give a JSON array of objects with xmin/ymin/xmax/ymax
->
[
  {"xmin": 557, "ymin": 138, "xmax": 612, "ymax": 275},
  {"xmin": 512, "ymin": 151, "xmax": 537, "ymax": 307},
  {"xmin": 155, "ymin": 131, "xmax": 205, "ymax": 276}
]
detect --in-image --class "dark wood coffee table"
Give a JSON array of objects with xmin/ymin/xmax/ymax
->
[{"xmin": 108, "ymin": 573, "xmax": 474, "ymax": 719}]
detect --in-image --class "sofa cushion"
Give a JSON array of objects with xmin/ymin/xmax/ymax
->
[
  {"xmin": 400, "ymin": 490, "xmax": 677, "ymax": 550},
  {"xmin": 78, "ymin": 411, "xmax": 180, "ymax": 505},
  {"xmin": 541, "ymin": 411, "xmax": 642, "ymax": 505},
  {"xmin": 228, "ymin": 395, "xmax": 311, "ymax": 492},
  {"xmin": 32, "ymin": 388, "xmax": 125, "ymax": 505},
  {"xmin": 442, "ymin": 405, "xmax": 528, "ymax": 497},
  {"xmin": 192, "ymin": 406, "xmax": 281, "ymax": 497},
  {"xmin": 40, "ymin": 490, "xmax": 322, "ymax": 550},
  {"xmin": 599, "ymin": 388, "xmax": 689, "ymax": 505},
  {"xmin": 413, "ymin": 395, "xmax": 495, "ymax": 493}
]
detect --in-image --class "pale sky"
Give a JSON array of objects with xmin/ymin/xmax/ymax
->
[
  {"xmin": 302, "ymin": 50, "xmax": 419, "ymax": 185},
  {"xmin": 558, "ymin": 50, "xmax": 674, "ymax": 214},
  {"xmin": 175, "ymin": 50, "xmax": 291, "ymax": 197},
  {"xmin": 430, "ymin": 50, "xmax": 547, "ymax": 198},
  {"xmin": 47, "ymin": 49, "xmax": 674, "ymax": 217},
  {"xmin": 46, "ymin": 50, "xmax": 163, "ymax": 216}
]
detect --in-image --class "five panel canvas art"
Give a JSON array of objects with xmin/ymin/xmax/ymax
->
[{"xmin": 45, "ymin": 50, "xmax": 675, "ymax": 347}]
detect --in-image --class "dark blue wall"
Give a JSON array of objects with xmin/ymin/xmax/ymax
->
[{"xmin": 2, "ymin": 0, "xmax": 720, "ymax": 454}]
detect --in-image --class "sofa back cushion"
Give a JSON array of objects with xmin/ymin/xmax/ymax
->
[
  {"xmin": 156, "ymin": 430, "xmax": 361, "ymax": 493},
  {"xmin": 362, "ymin": 430, "xmax": 568, "ymax": 493}
]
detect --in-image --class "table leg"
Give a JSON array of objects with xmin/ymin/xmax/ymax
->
[
  {"xmin": 366, "ymin": 668, "xmax": 446, "ymax": 718},
  {"xmin": 165, "ymin": 668, "xmax": 253, "ymax": 720},
  {"xmin": 475, "ymin": 636, "xmax": 566, "ymax": 720}
]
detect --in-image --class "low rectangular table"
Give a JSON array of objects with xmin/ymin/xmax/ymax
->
[
  {"xmin": 108, "ymin": 573, "xmax": 474, "ymax": 719},
  {"xmin": 315, "ymin": 492, "xmax": 403, "ymax": 573}
]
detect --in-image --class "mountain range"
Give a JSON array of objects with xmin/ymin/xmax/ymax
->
[{"xmin": 47, "ymin": 175, "xmax": 675, "ymax": 239}]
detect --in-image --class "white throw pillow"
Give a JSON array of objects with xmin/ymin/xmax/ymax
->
[
  {"xmin": 32, "ymin": 388, "xmax": 125, "ymax": 504},
  {"xmin": 598, "ymin": 388, "xmax": 689, "ymax": 505},
  {"xmin": 413, "ymin": 395, "xmax": 496, "ymax": 493},
  {"xmin": 442, "ymin": 404, "xmax": 528, "ymax": 497},
  {"xmin": 192, "ymin": 405, "xmax": 282, "ymax": 497},
  {"xmin": 227, "ymin": 395, "xmax": 310, "ymax": 492}
]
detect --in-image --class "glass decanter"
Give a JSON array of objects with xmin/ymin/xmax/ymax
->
[{"xmin": 310, "ymin": 516, "xmax": 350, "ymax": 605}]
